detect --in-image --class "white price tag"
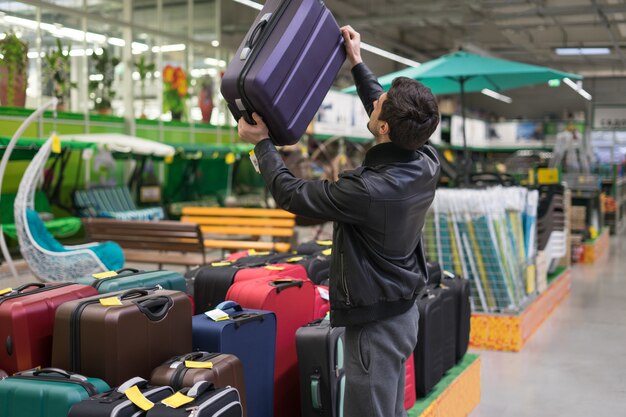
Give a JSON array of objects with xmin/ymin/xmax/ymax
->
[{"xmin": 317, "ymin": 286, "xmax": 330, "ymax": 301}]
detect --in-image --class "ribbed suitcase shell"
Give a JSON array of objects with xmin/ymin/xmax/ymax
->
[
  {"xmin": 150, "ymin": 351, "xmax": 247, "ymax": 417},
  {"xmin": 404, "ymin": 354, "xmax": 417, "ymax": 410},
  {"xmin": 76, "ymin": 268, "xmax": 187, "ymax": 294},
  {"xmin": 442, "ymin": 271, "xmax": 472, "ymax": 361},
  {"xmin": 426, "ymin": 285, "xmax": 457, "ymax": 372},
  {"xmin": 295, "ymin": 318, "xmax": 345, "ymax": 417},
  {"xmin": 415, "ymin": 291, "xmax": 444, "ymax": 397},
  {"xmin": 192, "ymin": 303, "xmax": 276, "ymax": 417},
  {"xmin": 221, "ymin": 0, "xmax": 345, "ymax": 145},
  {"xmin": 226, "ymin": 277, "xmax": 315, "ymax": 417},
  {"xmin": 51, "ymin": 288, "xmax": 192, "ymax": 386},
  {"xmin": 0, "ymin": 283, "xmax": 98, "ymax": 374},
  {"xmin": 0, "ymin": 368, "xmax": 109, "ymax": 417}
]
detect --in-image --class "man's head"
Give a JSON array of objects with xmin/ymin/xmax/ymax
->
[{"xmin": 368, "ymin": 77, "xmax": 440, "ymax": 150}]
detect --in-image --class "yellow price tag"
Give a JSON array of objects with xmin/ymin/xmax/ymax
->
[
  {"xmin": 185, "ymin": 360, "xmax": 213, "ymax": 369},
  {"xmin": 322, "ymin": 249, "xmax": 332, "ymax": 256},
  {"xmin": 248, "ymin": 250, "xmax": 270, "ymax": 256},
  {"xmin": 211, "ymin": 262, "xmax": 232, "ymax": 267},
  {"xmin": 99, "ymin": 297, "xmax": 123, "ymax": 306},
  {"xmin": 537, "ymin": 168, "xmax": 559, "ymax": 185},
  {"xmin": 51, "ymin": 134, "xmax": 61, "ymax": 154},
  {"xmin": 0, "ymin": 288, "xmax": 13, "ymax": 296},
  {"xmin": 286, "ymin": 257, "xmax": 304, "ymax": 263},
  {"xmin": 92, "ymin": 271, "xmax": 118, "ymax": 279},
  {"xmin": 315, "ymin": 240, "xmax": 332, "ymax": 246},
  {"xmin": 264, "ymin": 265, "xmax": 285, "ymax": 271},
  {"xmin": 124, "ymin": 385, "xmax": 154, "ymax": 411},
  {"xmin": 225, "ymin": 152, "xmax": 236, "ymax": 165},
  {"xmin": 164, "ymin": 154, "xmax": 174, "ymax": 164},
  {"xmin": 161, "ymin": 392, "xmax": 194, "ymax": 409}
]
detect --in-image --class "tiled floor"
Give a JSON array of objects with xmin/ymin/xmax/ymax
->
[{"xmin": 470, "ymin": 237, "xmax": 626, "ymax": 416}]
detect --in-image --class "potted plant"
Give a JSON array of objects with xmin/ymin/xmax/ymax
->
[
  {"xmin": 162, "ymin": 65, "xmax": 189, "ymax": 121},
  {"xmin": 134, "ymin": 55, "xmax": 155, "ymax": 119},
  {"xmin": 0, "ymin": 31, "xmax": 28, "ymax": 107},
  {"xmin": 89, "ymin": 47, "xmax": 120, "ymax": 115},
  {"xmin": 43, "ymin": 38, "xmax": 77, "ymax": 111}
]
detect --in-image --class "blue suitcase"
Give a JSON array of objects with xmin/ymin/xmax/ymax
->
[
  {"xmin": 192, "ymin": 301, "xmax": 276, "ymax": 417},
  {"xmin": 75, "ymin": 268, "xmax": 187, "ymax": 294}
]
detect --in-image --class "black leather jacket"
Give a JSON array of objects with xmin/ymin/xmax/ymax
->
[{"xmin": 254, "ymin": 63, "xmax": 440, "ymax": 327}]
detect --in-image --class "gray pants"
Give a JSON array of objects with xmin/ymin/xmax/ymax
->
[{"xmin": 344, "ymin": 304, "xmax": 419, "ymax": 417}]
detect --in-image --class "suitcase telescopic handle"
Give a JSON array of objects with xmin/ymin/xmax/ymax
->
[
  {"xmin": 240, "ymin": 12, "xmax": 272, "ymax": 60},
  {"xmin": 135, "ymin": 296, "xmax": 173, "ymax": 321},
  {"xmin": 269, "ymin": 279, "xmax": 303, "ymax": 294}
]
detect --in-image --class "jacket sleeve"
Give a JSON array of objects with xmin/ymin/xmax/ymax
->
[
  {"xmin": 352, "ymin": 63, "xmax": 385, "ymax": 116},
  {"xmin": 254, "ymin": 139, "xmax": 370, "ymax": 224}
]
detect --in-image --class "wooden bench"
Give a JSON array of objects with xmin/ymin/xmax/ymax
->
[
  {"xmin": 82, "ymin": 218, "xmax": 206, "ymax": 269},
  {"xmin": 180, "ymin": 207, "xmax": 296, "ymax": 253}
]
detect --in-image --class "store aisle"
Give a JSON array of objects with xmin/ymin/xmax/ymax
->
[{"xmin": 471, "ymin": 237, "xmax": 626, "ymax": 417}]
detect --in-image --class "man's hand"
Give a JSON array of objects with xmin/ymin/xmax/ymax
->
[
  {"xmin": 341, "ymin": 25, "xmax": 362, "ymax": 68},
  {"xmin": 238, "ymin": 112, "xmax": 270, "ymax": 145}
]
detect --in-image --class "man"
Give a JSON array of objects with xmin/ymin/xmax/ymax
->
[
  {"xmin": 549, "ymin": 122, "xmax": 591, "ymax": 173},
  {"xmin": 238, "ymin": 26, "xmax": 440, "ymax": 417}
]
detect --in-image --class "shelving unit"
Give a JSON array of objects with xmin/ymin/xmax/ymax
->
[{"xmin": 601, "ymin": 172, "xmax": 626, "ymax": 235}]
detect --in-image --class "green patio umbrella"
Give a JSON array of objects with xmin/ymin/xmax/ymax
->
[{"xmin": 343, "ymin": 51, "xmax": 582, "ymax": 183}]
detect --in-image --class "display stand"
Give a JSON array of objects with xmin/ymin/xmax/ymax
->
[
  {"xmin": 408, "ymin": 354, "xmax": 481, "ymax": 417},
  {"xmin": 581, "ymin": 228, "xmax": 610, "ymax": 264},
  {"xmin": 469, "ymin": 268, "xmax": 572, "ymax": 352}
]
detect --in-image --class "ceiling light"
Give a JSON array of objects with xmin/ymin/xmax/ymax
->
[
  {"xmin": 204, "ymin": 57, "xmax": 226, "ymax": 67},
  {"xmin": 211, "ymin": 40, "xmax": 220, "ymax": 47},
  {"xmin": 232, "ymin": 0, "xmax": 263, "ymax": 10},
  {"xmin": 563, "ymin": 78, "xmax": 592, "ymax": 101},
  {"xmin": 152, "ymin": 44, "xmax": 186, "ymax": 53},
  {"xmin": 481, "ymin": 88, "xmax": 512, "ymax": 104},
  {"xmin": 108, "ymin": 37, "xmax": 125, "ymax": 47},
  {"xmin": 555, "ymin": 47, "xmax": 611, "ymax": 56}
]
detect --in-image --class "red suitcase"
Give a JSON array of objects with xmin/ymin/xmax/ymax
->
[
  {"xmin": 314, "ymin": 285, "xmax": 330, "ymax": 319},
  {"xmin": 0, "ymin": 283, "xmax": 98, "ymax": 374},
  {"xmin": 404, "ymin": 353, "xmax": 417, "ymax": 410},
  {"xmin": 226, "ymin": 276, "xmax": 315, "ymax": 417}
]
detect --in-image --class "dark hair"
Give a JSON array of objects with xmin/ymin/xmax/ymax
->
[{"xmin": 379, "ymin": 77, "xmax": 439, "ymax": 150}]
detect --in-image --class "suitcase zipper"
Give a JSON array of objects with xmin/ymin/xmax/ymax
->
[
  {"xmin": 0, "ymin": 283, "xmax": 73, "ymax": 306},
  {"xmin": 340, "ymin": 253, "xmax": 351, "ymax": 305},
  {"xmin": 69, "ymin": 298, "xmax": 102, "ymax": 372},
  {"xmin": 236, "ymin": 0, "xmax": 291, "ymax": 125},
  {"xmin": 188, "ymin": 387, "xmax": 239, "ymax": 416},
  {"xmin": 172, "ymin": 352, "xmax": 220, "ymax": 390},
  {"xmin": 212, "ymin": 401, "xmax": 242, "ymax": 417},
  {"xmin": 9, "ymin": 375, "xmax": 98, "ymax": 396}
]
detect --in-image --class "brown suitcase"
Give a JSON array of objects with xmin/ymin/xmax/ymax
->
[
  {"xmin": 51, "ymin": 288, "xmax": 192, "ymax": 387},
  {"xmin": 149, "ymin": 351, "xmax": 248, "ymax": 417}
]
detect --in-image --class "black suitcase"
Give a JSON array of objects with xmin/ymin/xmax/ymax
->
[
  {"xmin": 146, "ymin": 381, "xmax": 242, "ymax": 417},
  {"xmin": 68, "ymin": 377, "xmax": 174, "ymax": 417},
  {"xmin": 424, "ymin": 285, "xmax": 456, "ymax": 373},
  {"xmin": 414, "ymin": 291, "xmax": 444, "ymax": 397},
  {"xmin": 295, "ymin": 318, "xmax": 345, "ymax": 417},
  {"xmin": 296, "ymin": 240, "xmax": 333, "ymax": 255},
  {"xmin": 268, "ymin": 253, "xmax": 331, "ymax": 285},
  {"xmin": 442, "ymin": 270, "xmax": 471, "ymax": 361}
]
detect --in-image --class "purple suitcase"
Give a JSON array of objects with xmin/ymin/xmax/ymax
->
[{"xmin": 221, "ymin": 0, "xmax": 345, "ymax": 146}]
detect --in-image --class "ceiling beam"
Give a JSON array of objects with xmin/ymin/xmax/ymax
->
[{"xmin": 590, "ymin": 0, "xmax": 626, "ymax": 69}]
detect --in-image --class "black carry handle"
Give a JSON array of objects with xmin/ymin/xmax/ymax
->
[
  {"xmin": 240, "ymin": 13, "xmax": 273, "ymax": 61},
  {"xmin": 135, "ymin": 296, "xmax": 173, "ymax": 321},
  {"xmin": 118, "ymin": 288, "xmax": 152, "ymax": 301},
  {"xmin": 233, "ymin": 312, "xmax": 266, "ymax": 329},
  {"xmin": 19, "ymin": 367, "xmax": 88, "ymax": 383},
  {"xmin": 116, "ymin": 268, "xmax": 142, "ymax": 275},
  {"xmin": 15, "ymin": 283, "xmax": 47, "ymax": 292},
  {"xmin": 181, "ymin": 351, "xmax": 211, "ymax": 362},
  {"xmin": 269, "ymin": 279, "xmax": 303, "ymax": 294}
]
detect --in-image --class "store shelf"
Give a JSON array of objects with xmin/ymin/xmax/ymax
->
[
  {"xmin": 581, "ymin": 228, "xmax": 611, "ymax": 263},
  {"xmin": 469, "ymin": 268, "xmax": 572, "ymax": 352},
  {"xmin": 408, "ymin": 354, "xmax": 481, "ymax": 417}
]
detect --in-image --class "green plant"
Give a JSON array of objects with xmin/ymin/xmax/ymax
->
[
  {"xmin": 89, "ymin": 47, "xmax": 120, "ymax": 111},
  {"xmin": 43, "ymin": 38, "xmax": 77, "ymax": 107},
  {"xmin": 134, "ymin": 55, "xmax": 155, "ymax": 116},
  {"xmin": 0, "ymin": 31, "xmax": 28, "ymax": 106}
]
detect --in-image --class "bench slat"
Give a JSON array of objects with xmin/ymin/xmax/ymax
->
[
  {"xmin": 203, "ymin": 239, "xmax": 291, "ymax": 253},
  {"xmin": 181, "ymin": 216, "xmax": 295, "ymax": 228},
  {"xmin": 182, "ymin": 207, "xmax": 295, "ymax": 218},
  {"xmin": 123, "ymin": 249, "xmax": 205, "ymax": 266},
  {"xmin": 199, "ymin": 225, "xmax": 294, "ymax": 237}
]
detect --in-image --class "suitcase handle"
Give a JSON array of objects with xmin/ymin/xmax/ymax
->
[
  {"xmin": 116, "ymin": 268, "xmax": 142, "ymax": 274},
  {"xmin": 14, "ymin": 283, "xmax": 46, "ymax": 292},
  {"xmin": 216, "ymin": 300, "xmax": 243, "ymax": 313},
  {"xmin": 135, "ymin": 296, "xmax": 173, "ymax": 321},
  {"xmin": 180, "ymin": 351, "xmax": 210, "ymax": 362},
  {"xmin": 116, "ymin": 377, "xmax": 149, "ymax": 393},
  {"xmin": 269, "ymin": 279, "xmax": 303, "ymax": 293},
  {"xmin": 119, "ymin": 289, "xmax": 151, "ymax": 300},
  {"xmin": 233, "ymin": 312, "xmax": 265, "ymax": 329},
  {"xmin": 311, "ymin": 374, "xmax": 322, "ymax": 410},
  {"xmin": 240, "ymin": 12, "xmax": 272, "ymax": 61},
  {"xmin": 18, "ymin": 367, "xmax": 88, "ymax": 383}
]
